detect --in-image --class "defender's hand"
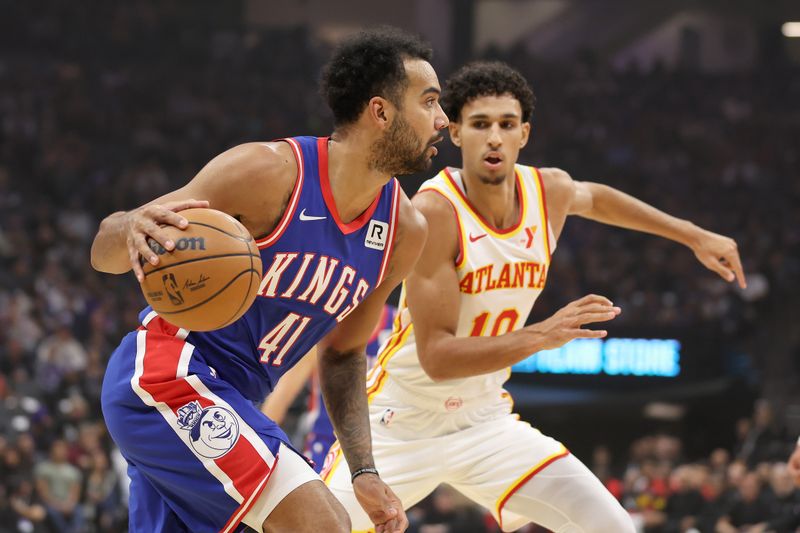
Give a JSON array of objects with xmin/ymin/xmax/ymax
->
[
  {"xmin": 125, "ymin": 199, "xmax": 209, "ymax": 281},
  {"xmin": 691, "ymin": 228, "xmax": 747, "ymax": 289},
  {"xmin": 525, "ymin": 294, "xmax": 621, "ymax": 351},
  {"xmin": 352, "ymin": 473, "xmax": 408, "ymax": 533},
  {"xmin": 788, "ymin": 444, "xmax": 800, "ymax": 486}
]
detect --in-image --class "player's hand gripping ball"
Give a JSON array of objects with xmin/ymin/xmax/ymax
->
[{"xmin": 139, "ymin": 208, "xmax": 262, "ymax": 331}]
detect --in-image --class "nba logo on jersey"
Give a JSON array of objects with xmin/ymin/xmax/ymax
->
[
  {"xmin": 365, "ymin": 220, "xmax": 389, "ymax": 250},
  {"xmin": 176, "ymin": 401, "xmax": 241, "ymax": 459}
]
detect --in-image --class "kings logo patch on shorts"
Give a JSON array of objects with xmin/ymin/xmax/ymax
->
[{"xmin": 177, "ymin": 400, "xmax": 241, "ymax": 459}]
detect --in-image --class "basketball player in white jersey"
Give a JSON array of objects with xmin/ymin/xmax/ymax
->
[{"xmin": 323, "ymin": 61, "xmax": 746, "ymax": 532}]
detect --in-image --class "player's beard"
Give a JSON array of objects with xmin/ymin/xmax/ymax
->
[
  {"xmin": 477, "ymin": 173, "xmax": 506, "ymax": 186},
  {"xmin": 370, "ymin": 114, "xmax": 437, "ymax": 175}
]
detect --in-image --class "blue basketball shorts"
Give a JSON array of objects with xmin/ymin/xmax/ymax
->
[{"xmin": 101, "ymin": 314, "xmax": 304, "ymax": 532}]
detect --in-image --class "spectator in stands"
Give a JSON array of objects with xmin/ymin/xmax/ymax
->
[
  {"xmin": 716, "ymin": 471, "xmax": 771, "ymax": 531},
  {"xmin": 34, "ymin": 439, "xmax": 84, "ymax": 533}
]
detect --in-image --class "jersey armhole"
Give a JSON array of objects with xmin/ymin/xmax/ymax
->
[
  {"xmin": 376, "ymin": 178, "xmax": 402, "ymax": 286},
  {"xmin": 531, "ymin": 166, "xmax": 553, "ymax": 261},
  {"xmin": 256, "ymin": 138, "xmax": 305, "ymax": 249},
  {"xmin": 414, "ymin": 188, "xmax": 467, "ymax": 269}
]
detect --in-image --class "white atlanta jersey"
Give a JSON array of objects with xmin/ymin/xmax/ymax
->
[
  {"xmin": 369, "ymin": 164, "xmax": 556, "ymax": 408},
  {"xmin": 323, "ymin": 167, "xmax": 633, "ymax": 532}
]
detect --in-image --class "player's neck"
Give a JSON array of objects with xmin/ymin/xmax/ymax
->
[
  {"xmin": 327, "ymin": 135, "xmax": 391, "ymax": 224},
  {"xmin": 460, "ymin": 167, "xmax": 518, "ymax": 229}
]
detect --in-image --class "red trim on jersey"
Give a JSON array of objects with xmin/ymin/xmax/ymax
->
[
  {"xmin": 317, "ymin": 137, "xmax": 381, "ymax": 235},
  {"xmin": 376, "ymin": 179, "xmax": 400, "ymax": 286},
  {"xmin": 256, "ymin": 139, "xmax": 305, "ymax": 249},
  {"xmin": 137, "ymin": 317, "xmax": 275, "ymax": 532},
  {"xmin": 414, "ymin": 188, "xmax": 465, "ymax": 267},
  {"xmin": 532, "ymin": 167, "xmax": 552, "ymax": 261},
  {"xmin": 443, "ymin": 167, "xmax": 524, "ymax": 235},
  {"xmin": 495, "ymin": 448, "xmax": 570, "ymax": 529}
]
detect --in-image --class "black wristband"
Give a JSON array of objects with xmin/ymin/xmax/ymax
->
[{"xmin": 351, "ymin": 467, "xmax": 379, "ymax": 483}]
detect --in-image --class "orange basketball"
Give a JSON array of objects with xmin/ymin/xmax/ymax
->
[{"xmin": 139, "ymin": 208, "xmax": 262, "ymax": 331}]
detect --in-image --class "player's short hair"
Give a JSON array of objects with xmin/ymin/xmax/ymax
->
[
  {"xmin": 321, "ymin": 26, "xmax": 433, "ymax": 127},
  {"xmin": 441, "ymin": 61, "xmax": 535, "ymax": 123}
]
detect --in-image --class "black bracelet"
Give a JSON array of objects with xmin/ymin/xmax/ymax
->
[{"xmin": 351, "ymin": 467, "xmax": 379, "ymax": 483}]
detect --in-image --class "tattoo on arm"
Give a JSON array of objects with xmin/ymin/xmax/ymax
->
[{"xmin": 318, "ymin": 346, "xmax": 373, "ymax": 472}]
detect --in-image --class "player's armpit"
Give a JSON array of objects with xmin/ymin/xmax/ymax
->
[{"xmin": 538, "ymin": 167, "xmax": 580, "ymax": 240}]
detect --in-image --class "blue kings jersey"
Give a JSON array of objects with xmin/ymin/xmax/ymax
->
[{"xmin": 139, "ymin": 136, "xmax": 401, "ymax": 403}]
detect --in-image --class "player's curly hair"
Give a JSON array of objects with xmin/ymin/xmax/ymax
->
[
  {"xmin": 321, "ymin": 27, "xmax": 433, "ymax": 127},
  {"xmin": 441, "ymin": 61, "xmax": 536, "ymax": 123}
]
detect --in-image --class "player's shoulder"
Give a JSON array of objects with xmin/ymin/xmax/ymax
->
[
  {"xmin": 412, "ymin": 167, "xmax": 458, "ymax": 216},
  {"xmin": 379, "ymin": 186, "xmax": 428, "ymax": 284},
  {"xmin": 536, "ymin": 166, "xmax": 576, "ymax": 200},
  {"xmin": 214, "ymin": 142, "xmax": 298, "ymax": 186},
  {"xmin": 537, "ymin": 166, "xmax": 573, "ymax": 188},
  {"xmin": 395, "ymin": 186, "xmax": 428, "ymax": 247}
]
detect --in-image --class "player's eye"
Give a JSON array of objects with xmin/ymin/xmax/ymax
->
[{"xmin": 214, "ymin": 412, "xmax": 224, "ymax": 421}]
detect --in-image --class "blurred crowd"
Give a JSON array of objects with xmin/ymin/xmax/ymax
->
[{"xmin": 1, "ymin": 3, "xmax": 799, "ymax": 532}]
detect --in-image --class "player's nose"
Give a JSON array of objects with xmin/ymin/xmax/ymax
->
[
  {"xmin": 487, "ymin": 124, "xmax": 502, "ymax": 146},
  {"xmin": 434, "ymin": 103, "xmax": 449, "ymax": 130}
]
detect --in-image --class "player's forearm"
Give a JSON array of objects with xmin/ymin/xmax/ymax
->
[
  {"xmin": 580, "ymin": 182, "xmax": 702, "ymax": 249},
  {"xmin": 420, "ymin": 328, "xmax": 544, "ymax": 381},
  {"xmin": 318, "ymin": 346, "xmax": 374, "ymax": 472},
  {"xmin": 90, "ymin": 211, "xmax": 133, "ymax": 274}
]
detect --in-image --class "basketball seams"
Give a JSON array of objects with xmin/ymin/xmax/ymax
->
[
  {"xmin": 219, "ymin": 236, "xmax": 262, "ymax": 329},
  {"xmin": 142, "ymin": 253, "xmax": 261, "ymax": 277},
  {"xmin": 153, "ymin": 268, "xmax": 261, "ymax": 317}
]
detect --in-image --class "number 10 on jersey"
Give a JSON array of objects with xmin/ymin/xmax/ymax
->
[{"xmin": 469, "ymin": 309, "xmax": 520, "ymax": 337}]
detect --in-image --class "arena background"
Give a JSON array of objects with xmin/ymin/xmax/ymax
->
[{"xmin": 1, "ymin": 1, "xmax": 799, "ymax": 531}]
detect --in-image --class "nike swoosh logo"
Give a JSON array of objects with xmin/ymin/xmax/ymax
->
[
  {"xmin": 469, "ymin": 233, "xmax": 488, "ymax": 242},
  {"xmin": 299, "ymin": 209, "xmax": 326, "ymax": 221}
]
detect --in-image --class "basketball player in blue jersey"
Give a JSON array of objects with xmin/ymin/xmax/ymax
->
[
  {"xmin": 324, "ymin": 62, "xmax": 747, "ymax": 532},
  {"xmin": 90, "ymin": 28, "xmax": 448, "ymax": 533}
]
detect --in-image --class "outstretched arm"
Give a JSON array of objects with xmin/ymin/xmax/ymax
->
[
  {"xmin": 541, "ymin": 167, "xmax": 747, "ymax": 289},
  {"xmin": 408, "ymin": 191, "xmax": 620, "ymax": 382},
  {"xmin": 317, "ymin": 194, "xmax": 426, "ymax": 533}
]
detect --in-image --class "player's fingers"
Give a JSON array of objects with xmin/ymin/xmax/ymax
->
[
  {"xmin": 163, "ymin": 198, "xmax": 210, "ymax": 212},
  {"xmin": 132, "ymin": 233, "xmax": 159, "ymax": 267},
  {"xmin": 394, "ymin": 511, "xmax": 409, "ymax": 533},
  {"xmin": 576, "ymin": 294, "xmax": 613, "ymax": 306},
  {"xmin": 713, "ymin": 259, "xmax": 736, "ymax": 284},
  {"xmin": 576, "ymin": 304, "xmax": 621, "ymax": 316},
  {"xmin": 146, "ymin": 225, "xmax": 179, "ymax": 251},
  {"xmin": 699, "ymin": 253, "xmax": 733, "ymax": 282},
  {"xmin": 144, "ymin": 204, "xmax": 192, "ymax": 230},
  {"xmin": 726, "ymin": 251, "xmax": 747, "ymax": 289},
  {"xmin": 573, "ymin": 311, "xmax": 619, "ymax": 326},
  {"xmin": 571, "ymin": 328, "xmax": 608, "ymax": 339},
  {"xmin": 128, "ymin": 243, "xmax": 145, "ymax": 282}
]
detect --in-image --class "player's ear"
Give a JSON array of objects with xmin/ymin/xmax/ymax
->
[
  {"xmin": 449, "ymin": 121, "xmax": 462, "ymax": 147},
  {"xmin": 367, "ymin": 96, "xmax": 394, "ymax": 130},
  {"xmin": 520, "ymin": 121, "xmax": 531, "ymax": 148}
]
